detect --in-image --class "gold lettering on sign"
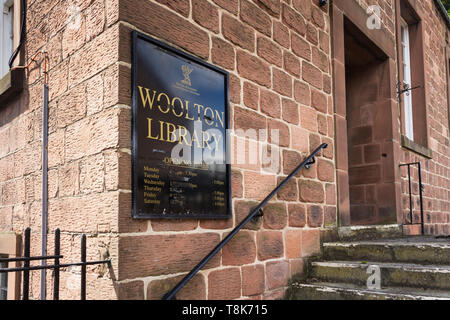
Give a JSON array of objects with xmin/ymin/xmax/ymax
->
[{"xmin": 139, "ymin": 86, "xmax": 226, "ymax": 151}]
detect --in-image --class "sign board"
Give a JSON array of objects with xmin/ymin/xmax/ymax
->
[{"xmin": 131, "ymin": 31, "xmax": 231, "ymax": 219}]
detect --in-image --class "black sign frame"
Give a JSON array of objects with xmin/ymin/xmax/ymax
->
[{"xmin": 131, "ymin": 31, "xmax": 232, "ymax": 220}]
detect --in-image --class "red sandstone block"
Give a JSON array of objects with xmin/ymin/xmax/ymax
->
[
  {"xmin": 237, "ymin": 50, "xmax": 271, "ymax": 87},
  {"xmin": 263, "ymin": 287, "xmax": 285, "ymax": 300},
  {"xmin": 260, "ymin": 89, "xmax": 281, "ymax": 118},
  {"xmin": 85, "ymin": 0, "xmax": 106, "ymax": 42},
  {"xmin": 229, "ymin": 73, "xmax": 241, "ymax": 104},
  {"xmin": 263, "ymin": 202, "xmax": 287, "ymax": 229},
  {"xmin": 273, "ymin": 20, "xmax": 290, "ymax": 48},
  {"xmin": 311, "ymin": 88, "xmax": 327, "ymax": 113},
  {"xmin": 155, "ymin": 0, "xmax": 190, "ymax": 17},
  {"xmin": 68, "ymin": 24, "xmax": 119, "ymax": 87},
  {"xmin": 222, "ymin": 14, "xmax": 255, "ymax": 52},
  {"xmin": 311, "ymin": 5, "xmax": 325, "ymax": 28},
  {"xmin": 55, "ymin": 83, "xmax": 87, "ymax": 129},
  {"xmin": 212, "ymin": 37, "xmax": 235, "ymax": 70},
  {"xmin": 118, "ymin": 233, "xmax": 221, "ymax": 280},
  {"xmin": 300, "ymin": 106, "xmax": 318, "ymax": 132},
  {"xmin": 234, "ymin": 106, "xmax": 267, "ymax": 132},
  {"xmin": 283, "ymin": 50, "xmax": 301, "ymax": 77},
  {"xmin": 317, "ymin": 158, "xmax": 335, "ymax": 182},
  {"xmin": 302, "ymin": 61, "xmax": 322, "ymax": 89},
  {"xmin": 324, "ymin": 206, "xmax": 337, "ymax": 227},
  {"xmin": 104, "ymin": 150, "xmax": 131, "ymax": 191},
  {"xmin": 282, "ymin": 98, "xmax": 299, "ymax": 125},
  {"xmin": 319, "ymin": 30, "xmax": 330, "ymax": 54},
  {"xmin": 403, "ymin": 224, "xmax": 422, "ymax": 236},
  {"xmin": 285, "ymin": 229, "xmax": 302, "ymax": 259},
  {"xmin": 323, "ymin": 74, "xmax": 332, "ymax": 95},
  {"xmin": 301, "ymin": 229, "xmax": 320, "ymax": 257},
  {"xmin": 118, "ymin": 192, "xmax": 148, "ymax": 233},
  {"xmin": 299, "ymin": 180, "xmax": 324, "ymax": 203},
  {"xmin": 318, "ymin": 114, "xmax": 327, "ymax": 135},
  {"xmin": 147, "ymin": 273, "xmax": 206, "ymax": 300},
  {"xmin": 306, "ymin": 23, "xmax": 318, "ymax": 46},
  {"xmin": 288, "ymin": 203, "xmax": 306, "ymax": 227},
  {"xmin": 58, "ymin": 161, "xmax": 80, "ymax": 197},
  {"xmin": 0, "ymin": 155, "xmax": 14, "ymax": 182},
  {"xmin": 151, "ymin": 219, "xmax": 198, "ymax": 232},
  {"xmin": 118, "ymin": 280, "xmax": 144, "ymax": 300},
  {"xmin": 325, "ymin": 183, "xmax": 337, "ymax": 205},
  {"xmin": 266, "ymin": 260, "xmax": 289, "ymax": 290},
  {"xmin": 294, "ymin": 80, "xmax": 311, "ymax": 105},
  {"xmin": 255, "ymin": 0, "xmax": 281, "ymax": 17},
  {"xmin": 231, "ymin": 169, "xmax": 243, "ymax": 198},
  {"xmin": 244, "ymin": 171, "xmax": 276, "ymax": 201},
  {"xmin": 292, "ymin": 34, "xmax": 311, "ymax": 62},
  {"xmin": 273, "ymin": 68, "xmax": 293, "ymax": 97},
  {"xmin": 80, "ymin": 153, "xmax": 105, "ymax": 194},
  {"xmin": 234, "ymin": 200, "xmax": 262, "ymax": 230},
  {"xmin": 307, "ymin": 205, "xmax": 323, "ymax": 227},
  {"xmin": 48, "ymin": 60, "xmax": 69, "ymax": 102},
  {"xmin": 208, "ymin": 268, "xmax": 241, "ymax": 300},
  {"xmin": 309, "ymin": 132, "xmax": 322, "ymax": 154},
  {"xmin": 277, "ymin": 176, "xmax": 298, "ymax": 201},
  {"xmin": 242, "ymin": 264, "xmax": 265, "ymax": 296},
  {"xmin": 292, "ymin": 0, "xmax": 311, "ymax": 19},
  {"xmin": 1, "ymin": 179, "xmax": 25, "ymax": 206},
  {"xmin": 192, "ymin": 0, "xmax": 219, "ymax": 33},
  {"xmin": 105, "ymin": 0, "xmax": 119, "ymax": 27},
  {"xmin": 282, "ymin": 149, "xmax": 302, "ymax": 177},
  {"xmin": 213, "ymin": 0, "xmax": 238, "ymax": 15},
  {"xmin": 120, "ymin": 0, "xmax": 209, "ymax": 59},
  {"xmin": 222, "ymin": 231, "xmax": 256, "ymax": 265},
  {"xmin": 257, "ymin": 36, "xmax": 282, "ymax": 67},
  {"xmin": 257, "ymin": 231, "xmax": 284, "ymax": 261},
  {"xmin": 289, "ymin": 258, "xmax": 304, "ymax": 277},
  {"xmin": 200, "ymin": 218, "xmax": 233, "ymax": 230},
  {"xmin": 268, "ymin": 119, "xmax": 289, "ymax": 147},
  {"xmin": 240, "ymin": 0, "xmax": 272, "ymax": 37},
  {"xmin": 282, "ymin": 3, "xmax": 306, "ymax": 36},
  {"xmin": 312, "ymin": 46, "xmax": 329, "ymax": 73},
  {"xmin": 243, "ymin": 81, "xmax": 259, "ymax": 110}
]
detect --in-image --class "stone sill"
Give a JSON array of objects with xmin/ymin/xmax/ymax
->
[
  {"xmin": 401, "ymin": 135, "xmax": 433, "ymax": 159},
  {"xmin": 0, "ymin": 68, "xmax": 24, "ymax": 105}
]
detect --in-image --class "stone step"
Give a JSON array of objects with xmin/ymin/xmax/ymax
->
[
  {"xmin": 309, "ymin": 261, "xmax": 450, "ymax": 291},
  {"xmin": 287, "ymin": 282, "xmax": 450, "ymax": 300},
  {"xmin": 323, "ymin": 239, "xmax": 450, "ymax": 265}
]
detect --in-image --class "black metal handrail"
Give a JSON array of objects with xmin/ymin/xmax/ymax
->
[
  {"xmin": 162, "ymin": 143, "xmax": 328, "ymax": 300},
  {"xmin": 0, "ymin": 228, "xmax": 111, "ymax": 300},
  {"xmin": 399, "ymin": 162, "xmax": 424, "ymax": 235}
]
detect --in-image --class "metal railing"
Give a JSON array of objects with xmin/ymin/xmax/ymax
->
[
  {"xmin": 162, "ymin": 143, "xmax": 329, "ymax": 300},
  {"xmin": 399, "ymin": 162, "xmax": 425, "ymax": 235},
  {"xmin": 0, "ymin": 227, "xmax": 111, "ymax": 300}
]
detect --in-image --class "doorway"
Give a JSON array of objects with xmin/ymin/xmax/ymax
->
[{"xmin": 332, "ymin": 6, "xmax": 400, "ymax": 227}]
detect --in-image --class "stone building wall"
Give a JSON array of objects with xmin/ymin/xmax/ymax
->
[
  {"xmin": 116, "ymin": 0, "xmax": 336, "ymax": 300},
  {"xmin": 0, "ymin": 0, "xmax": 448, "ymax": 301},
  {"xmin": 0, "ymin": 0, "xmax": 123, "ymax": 299}
]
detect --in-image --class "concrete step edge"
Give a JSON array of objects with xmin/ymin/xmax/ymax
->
[
  {"xmin": 323, "ymin": 242, "xmax": 450, "ymax": 249},
  {"xmin": 290, "ymin": 282, "xmax": 450, "ymax": 300},
  {"xmin": 311, "ymin": 261, "xmax": 450, "ymax": 273}
]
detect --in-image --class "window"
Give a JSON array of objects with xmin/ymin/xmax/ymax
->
[
  {"xmin": 0, "ymin": 0, "xmax": 14, "ymax": 78},
  {"xmin": 0, "ymin": 256, "xmax": 7, "ymax": 300},
  {"xmin": 401, "ymin": 19, "xmax": 414, "ymax": 141},
  {"xmin": 397, "ymin": 0, "xmax": 429, "ymax": 153}
]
